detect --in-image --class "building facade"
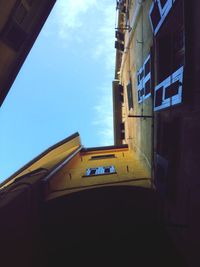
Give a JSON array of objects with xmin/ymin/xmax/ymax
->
[
  {"xmin": 114, "ymin": 0, "xmax": 200, "ymax": 266},
  {"xmin": 0, "ymin": 0, "xmax": 200, "ymax": 266},
  {"xmin": 114, "ymin": 0, "xmax": 153, "ymax": 177},
  {"xmin": 0, "ymin": 0, "xmax": 56, "ymax": 106},
  {"xmin": 0, "ymin": 132, "xmax": 155, "ymax": 266}
]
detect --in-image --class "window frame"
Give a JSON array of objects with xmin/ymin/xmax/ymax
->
[
  {"xmin": 126, "ymin": 81, "xmax": 134, "ymax": 110},
  {"xmin": 84, "ymin": 166, "xmax": 116, "ymax": 177},
  {"xmin": 154, "ymin": 66, "xmax": 184, "ymax": 111},
  {"xmin": 137, "ymin": 54, "xmax": 152, "ymax": 103},
  {"xmin": 149, "ymin": 0, "xmax": 173, "ymax": 36},
  {"xmin": 153, "ymin": 0, "xmax": 185, "ymax": 111}
]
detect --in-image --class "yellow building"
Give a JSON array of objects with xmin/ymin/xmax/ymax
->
[
  {"xmin": 0, "ymin": 132, "xmax": 151, "ymax": 200},
  {"xmin": 0, "ymin": 132, "xmax": 184, "ymax": 267},
  {"xmin": 113, "ymin": 1, "xmax": 200, "ymax": 267},
  {"xmin": 0, "ymin": 0, "xmax": 198, "ymax": 266},
  {"xmin": 113, "ymin": 0, "xmax": 154, "ymax": 179}
]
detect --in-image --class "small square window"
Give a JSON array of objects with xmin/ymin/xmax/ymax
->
[
  {"xmin": 85, "ymin": 166, "xmax": 116, "ymax": 177},
  {"xmin": 121, "ymin": 132, "xmax": 125, "ymax": 140},
  {"xmin": 165, "ymin": 80, "xmax": 180, "ymax": 99},
  {"xmin": 104, "ymin": 167, "xmax": 111, "ymax": 173},
  {"xmin": 86, "ymin": 168, "xmax": 97, "ymax": 176},
  {"xmin": 120, "ymin": 122, "xmax": 125, "ymax": 131}
]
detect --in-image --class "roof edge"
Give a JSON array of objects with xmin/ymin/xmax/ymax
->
[
  {"xmin": 0, "ymin": 132, "xmax": 80, "ymax": 187},
  {"xmin": 81, "ymin": 144, "xmax": 128, "ymax": 153}
]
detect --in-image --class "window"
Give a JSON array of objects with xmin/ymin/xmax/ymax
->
[
  {"xmin": 90, "ymin": 154, "xmax": 115, "ymax": 160},
  {"xmin": 104, "ymin": 167, "xmax": 111, "ymax": 173},
  {"xmin": 115, "ymin": 31, "xmax": 124, "ymax": 42},
  {"xmin": 85, "ymin": 166, "xmax": 116, "ymax": 177},
  {"xmin": 154, "ymin": 0, "xmax": 184, "ymax": 111},
  {"xmin": 155, "ymin": 116, "xmax": 181, "ymax": 201},
  {"xmin": 115, "ymin": 41, "xmax": 124, "ymax": 52},
  {"xmin": 127, "ymin": 82, "xmax": 133, "ymax": 110},
  {"xmin": 87, "ymin": 168, "xmax": 97, "ymax": 176},
  {"xmin": 144, "ymin": 57, "xmax": 150, "ymax": 77},
  {"xmin": 118, "ymin": 84, "xmax": 124, "ymax": 103},
  {"xmin": 120, "ymin": 122, "xmax": 125, "ymax": 141},
  {"xmin": 119, "ymin": 94, "xmax": 124, "ymax": 103},
  {"xmin": 120, "ymin": 132, "xmax": 125, "ymax": 140},
  {"xmin": 156, "ymin": 28, "xmax": 184, "ymax": 84},
  {"xmin": 155, "ymin": 86, "xmax": 164, "ymax": 108},
  {"xmin": 120, "ymin": 122, "xmax": 125, "ymax": 131},
  {"xmin": 157, "ymin": 33, "xmax": 172, "ymax": 83},
  {"xmin": 154, "ymin": 66, "xmax": 183, "ymax": 111},
  {"xmin": 137, "ymin": 54, "xmax": 152, "ymax": 103},
  {"xmin": 116, "ymin": 0, "xmax": 126, "ymax": 13},
  {"xmin": 143, "ymin": 54, "xmax": 151, "ymax": 99},
  {"xmin": 149, "ymin": 0, "xmax": 173, "ymax": 36},
  {"xmin": 149, "ymin": 1, "xmax": 161, "ymax": 33},
  {"xmin": 137, "ymin": 67, "xmax": 144, "ymax": 103},
  {"xmin": 118, "ymin": 84, "xmax": 124, "ymax": 94},
  {"xmin": 165, "ymin": 80, "xmax": 180, "ymax": 99},
  {"xmin": 145, "ymin": 79, "xmax": 151, "ymax": 96}
]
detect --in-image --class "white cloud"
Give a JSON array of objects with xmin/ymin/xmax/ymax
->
[
  {"xmin": 92, "ymin": 4, "xmax": 116, "ymax": 72},
  {"xmin": 93, "ymin": 85, "xmax": 114, "ymax": 146},
  {"xmin": 51, "ymin": 0, "xmax": 115, "ymax": 146},
  {"xmin": 54, "ymin": 0, "xmax": 97, "ymax": 39},
  {"xmin": 91, "ymin": 2, "xmax": 115, "ymax": 146},
  {"xmin": 51, "ymin": 0, "xmax": 115, "ymax": 72}
]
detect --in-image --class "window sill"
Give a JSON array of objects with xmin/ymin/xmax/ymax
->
[{"xmin": 82, "ymin": 172, "xmax": 117, "ymax": 178}]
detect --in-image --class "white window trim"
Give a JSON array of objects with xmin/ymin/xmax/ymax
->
[
  {"xmin": 138, "ymin": 80, "xmax": 144, "ymax": 102},
  {"xmin": 85, "ymin": 166, "xmax": 116, "ymax": 177},
  {"xmin": 157, "ymin": 0, "xmax": 173, "ymax": 17},
  {"xmin": 154, "ymin": 65, "xmax": 184, "ymax": 111},
  {"xmin": 137, "ymin": 69, "xmax": 144, "ymax": 103},
  {"xmin": 137, "ymin": 54, "xmax": 151, "ymax": 102},
  {"xmin": 144, "ymin": 55, "xmax": 150, "ymax": 75},
  {"xmin": 149, "ymin": 0, "xmax": 173, "ymax": 36},
  {"xmin": 144, "ymin": 75, "xmax": 151, "ymax": 100},
  {"xmin": 144, "ymin": 54, "xmax": 151, "ymax": 99}
]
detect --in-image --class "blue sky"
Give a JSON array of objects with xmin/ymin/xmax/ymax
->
[{"xmin": 0, "ymin": 0, "xmax": 116, "ymax": 182}]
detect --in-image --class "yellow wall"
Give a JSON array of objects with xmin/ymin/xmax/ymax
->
[
  {"xmin": 1, "ymin": 134, "xmax": 81, "ymax": 189},
  {"xmin": 46, "ymin": 147, "xmax": 151, "ymax": 200},
  {"xmin": 119, "ymin": 0, "xmax": 153, "ymax": 173}
]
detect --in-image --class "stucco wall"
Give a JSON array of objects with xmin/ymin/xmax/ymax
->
[
  {"xmin": 46, "ymin": 147, "xmax": 151, "ymax": 200},
  {"xmin": 120, "ymin": 0, "xmax": 153, "ymax": 173}
]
